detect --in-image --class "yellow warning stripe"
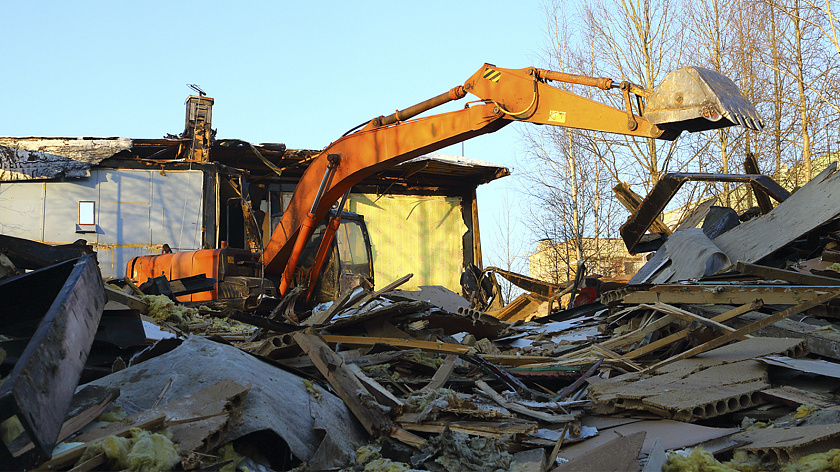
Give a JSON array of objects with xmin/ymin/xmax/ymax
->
[{"xmin": 483, "ymin": 68, "xmax": 501, "ymax": 82}]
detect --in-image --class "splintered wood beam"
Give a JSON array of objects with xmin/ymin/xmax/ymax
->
[
  {"xmin": 421, "ymin": 355, "xmax": 458, "ymax": 392},
  {"xmin": 625, "ymin": 300, "xmax": 763, "ymax": 360},
  {"xmin": 648, "ymin": 302, "xmax": 750, "ymax": 340},
  {"xmin": 347, "ymin": 363, "xmax": 405, "ymax": 415},
  {"xmin": 621, "ymin": 284, "xmax": 835, "ymax": 305},
  {"xmin": 350, "ymin": 273, "xmax": 413, "ymax": 309},
  {"xmin": 591, "ymin": 345, "xmax": 643, "ymax": 371},
  {"xmin": 736, "ymin": 261, "xmax": 840, "ymax": 286},
  {"xmin": 613, "ymin": 182, "xmax": 671, "ymax": 235},
  {"xmin": 646, "ymin": 290, "xmax": 840, "ymax": 372},
  {"xmin": 294, "ymin": 332, "xmax": 425, "ymax": 448},
  {"xmin": 320, "ymin": 334, "xmax": 553, "ymax": 366},
  {"xmin": 595, "ymin": 314, "xmax": 677, "ymax": 352}
]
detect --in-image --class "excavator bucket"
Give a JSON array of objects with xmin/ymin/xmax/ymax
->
[{"xmin": 645, "ymin": 66, "xmax": 763, "ymax": 133}]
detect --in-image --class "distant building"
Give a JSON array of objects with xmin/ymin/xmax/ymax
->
[{"xmin": 528, "ymin": 237, "xmax": 647, "ymax": 283}]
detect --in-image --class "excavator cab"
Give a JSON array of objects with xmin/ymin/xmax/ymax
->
[{"xmin": 292, "ymin": 210, "xmax": 374, "ymax": 304}]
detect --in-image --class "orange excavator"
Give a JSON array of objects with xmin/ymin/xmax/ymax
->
[{"xmin": 128, "ymin": 64, "xmax": 761, "ymax": 306}]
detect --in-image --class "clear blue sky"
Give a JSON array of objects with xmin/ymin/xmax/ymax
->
[{"xmin": 1, "ymin": 0, "xmax": 555, "ymax": 271}]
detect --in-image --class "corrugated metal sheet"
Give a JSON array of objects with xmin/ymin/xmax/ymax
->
[{"xmin": 0, "ymin": 169, "xmax": 203, "ymax": 278}]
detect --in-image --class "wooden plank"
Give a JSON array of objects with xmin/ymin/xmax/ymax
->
[
  {"xmin": 496, "ymin": 293, "xmax": 546, "ymax": 322},
  {"xmin": 67, "ymin": 453, "xmax": 105, "ymax": 472},
  {"xmin": 321, "ymin": 334, "xmax": 470, "ymax": 355},
  {"xmin": 648, "ymin": 302, "xmax": 750, "ymax": 340},
  {"xmin": 613, "ymin": 181, "xmax": 671, "ymax": 235},
  {"xmin": 421, "ymin": 355, "xmax": 457, "ymax": 391},
  {"xmin": 347, "ymin": 363, "xmax": 405, "ymax": 415},
  {"xmin": 123, "ymin": 276, "xmax": 145, "ymax": 296},
  {"xmin": 625, "ymin": 301, "xmax": 763, "ymax": 359},
  {"xmin": 294, "ymin": 332, "xmax": 394, "ymax": 436},
  {"xmin": 304, "ymin": 288, "xmax": 355, "ymax": 326},
  {"xmin": 646, "ymin": 289, "xmax": 840, "ymax": 372},
  {"xmin": 350, "ymin": 273, "xmax": 413, "ymax": 310},
  {"xmin": 104, "ymin": 285, "xmax": 148, "ymax": 313},
  {"xmin": 737, "ymin": 262, "xmax": 840, "ymax": 286},
  {"xmin": 621, "ymin": 285, "xmax": 832, "ymax": 305},
  {"xmin": 294, "ymin": 332, "xmax": 425, "ymax": 449},
  {"xmin": 591, "ymin": 345, "xmax": 643, "ymax": 371},
  {"xmin": 320, "ymin": 335, "xmax": 553, "ymax": 365},
  {"xmin": 596, "ymin": 313, "xmax": 677, "ymax": 352},
  {"xmin": 400, "ymin": 419, "xmax": 538, "ymax": 438}
]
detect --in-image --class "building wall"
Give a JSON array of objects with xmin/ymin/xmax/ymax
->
[
  {"xmin": 0, "ymin": 169, "xmax": 204, "ymax": 278},
  {"xmin": 348, "ymin": 193, "xmax": 468, "ymax": 293},
  {"xmin": 529, "ymin": 238, "xmax": 646, "ymax": 283}
]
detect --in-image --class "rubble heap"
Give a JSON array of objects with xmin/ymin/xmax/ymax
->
[{"xmin": 2, "ymin": 166, "xmax": 840, "ymax": 471}]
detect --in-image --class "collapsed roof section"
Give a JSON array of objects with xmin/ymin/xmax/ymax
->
[
  {"xmin": 0, "ymin": 137, "xmax": 132, "ymax": 181},
  {"xmin": 0, "ymin": 136, "xmax": 509, "ymax": 194}
]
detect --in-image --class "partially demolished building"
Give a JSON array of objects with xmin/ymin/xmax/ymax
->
[
  {"xmin": 2, "ymin": 97, "xmax": 840, "ymax": 472},
  {"xmin": 0, "ymin": 95, "xmax": 508, "ymax": 293}
]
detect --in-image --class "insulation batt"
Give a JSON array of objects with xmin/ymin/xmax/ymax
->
[{"xmin": 77, "ymin": 428, "xmax": 179, "ymax": 472}]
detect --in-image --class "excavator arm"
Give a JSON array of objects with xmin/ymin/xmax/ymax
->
[{"xmin": 264, "ymin": 63, "xmax": 761, "ymax": 295}]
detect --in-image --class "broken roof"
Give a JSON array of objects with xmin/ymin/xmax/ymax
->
[{"xmin": 0, "ymin": 136, "xmax": 510, "ymax": 190}]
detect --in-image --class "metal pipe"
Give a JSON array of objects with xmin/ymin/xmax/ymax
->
[
  {"xmin": 535, "ymin": 68, "xmax": 615, "ymax": 90},
  {"xmin": 371, "ymin": 86, "xmax": 466, "ymax": 127},
  {"xmin": 309, "ymin": 154, "xmax": 340, "ymax": 214}
]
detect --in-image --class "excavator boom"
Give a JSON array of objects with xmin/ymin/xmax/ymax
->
[{"xmin": 264, "ymin": 63, "xmax": 761, "ymax": 295}]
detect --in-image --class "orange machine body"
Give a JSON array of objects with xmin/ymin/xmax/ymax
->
[{"xmin": 127, "ymin": 249, "xmax": 228, "ymax": 302}]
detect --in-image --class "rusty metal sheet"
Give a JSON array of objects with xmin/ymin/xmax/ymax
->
[{"xmin": 0, "ymin": 255, "xmax": 105, "ymax": 467}]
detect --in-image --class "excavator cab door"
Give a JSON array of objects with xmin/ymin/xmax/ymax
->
[{"xmin": 297, "ymin": 211, "xmax": 374, "ymax": 304}]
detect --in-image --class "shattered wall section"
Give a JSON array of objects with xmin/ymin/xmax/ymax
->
[{"xmin": 0, "ymin": 138, "xmax": 131, "ymax": 181}]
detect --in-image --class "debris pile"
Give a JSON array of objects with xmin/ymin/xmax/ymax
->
[{"xmin": 2, "ymin": 165, "xmax": 840, "ymax": 471}]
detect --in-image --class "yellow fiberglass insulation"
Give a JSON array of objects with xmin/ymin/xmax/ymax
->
[
  {"xmin": 76, "ymin": 428, "xmax": 179, "ymax": 472},
  {"xmin": 141, "ymin": 294, "xmax": 196, "ymax": 325},
  {"xmin": 663, "ymin": 447, "xmax": 764, "ymax": 472},
  {"xmin": 77, "ymin": 435, "xmax": 133, "ymax": 469},
  {"xmin": 97, "ymin": 405, "xmax": 128, "ymax": 422},
  {"xmin": 0, "ymin": 416, "xmax": 24, "ymax": 445},
  {"xmin": 216, "ymin": 443, "xmax": 247, "ymax": 472},
  {"xmin": 795, "ymin": 404, "xmax": 820, "ymax": 419},
  {"xmin": 782, "ymin": 449, "xmax": 840, "ymax": 472},
  {"xmin": 127, "ymin": 428, "xmax": 180, "ymax": 472},
  {"xmin": 363, "ymin": 457, "xmax": 412, "ymax": 471}
]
